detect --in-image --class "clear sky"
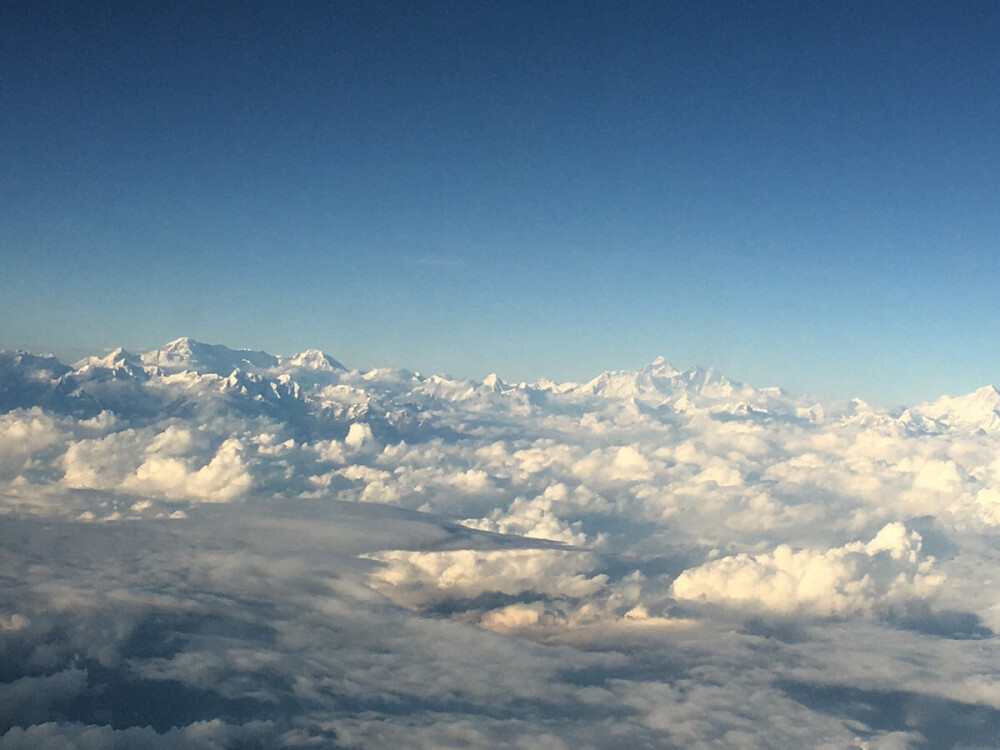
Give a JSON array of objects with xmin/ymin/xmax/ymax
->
[{"xmin": 3, "ymin": 1, "xmax": 999, "ymax": 406}]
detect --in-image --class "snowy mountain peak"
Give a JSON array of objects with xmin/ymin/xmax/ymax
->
[
  {"xmin": 648, "ymin": 356, "xmax": 680, "ymax": 377},
  {"xmin": 481, "ymin": 373, "xmax": 506, "ymax": 392},
  {"xmin": 581, "ymin": 360, "xmax": 749, "ymax": 403},
  {"xmin": 81, "ymin": 347, "xmax": 142, "ymax": 370},
  {"xmin": 284, "ymin": 349, "xmax": 346, "ymax": 371},
  {"xmin": 917, "ymin": 384, "xmax": 1000, "ymax": 430},
  {"xmin": 141, "ymin": 337, "xmax": 279, "ymax": 376},
  {"xmin": 0, "ymin": 350, "xmax": 70, "ymax": 378},
  {"xmin": 969, "ymin": 384, "xmax": 1000, "ymax": 403},
  {"xmin": 223, "ymin": 367, "xmax": 253, "ymax": 386},
  {"xmin": 72, "ymin": 347, "xmax": 148, "ymax": 382},
  {"xmin": 160, "ymin": 336, "xmax": 195, "ymax": 355}
]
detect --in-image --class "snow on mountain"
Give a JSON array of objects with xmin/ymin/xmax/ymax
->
[
  {"xmin": 140, "ymin": 336, "xmax": 279, "ymax": 375},
  {"xmin": 280, "ymin": 349, "xmax": 346, "ymax": 372},
  {"xmin": 481, "ymin": 373, "xmax": 506, "ymax": 393},
  {"xmin": 648, "ymin": 354, "xmax": 680, "ymax": 377},
  {"xmin": 73, "ymin": 347, "xmax": 148, "ymax": 382},
  {"xmin": 220, "ymin": 367, "xmax": 301, "ymax": 404},
  {"xmin": 5, "ymin": 338, "xmax": 999, "ymax": 446},
  {"xmin": 6, "ymin": 338, "xmax": 998, "ymax": 442},
  {"xmin": 915, "ymin": 385, "xmax": 1000, "ymax": 431},
  {"xmin": 0, "ymin": 350, "xmax": 70, "ymax": 381},
  {"xmin": 577, "ymin": 356, "xmax": 762, "ymax": 412},
  {"xmin": 412, "ymin": 373, "xmax": 475, "ymax": 401},
  {"xmin": 0, "ymin": 351, "xmax": 78, "ymax": 413}
]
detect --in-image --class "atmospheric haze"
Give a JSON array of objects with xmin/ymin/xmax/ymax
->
[{"xmin": 1, "ymin": 337, "xmax": 999, "ymax": 748}]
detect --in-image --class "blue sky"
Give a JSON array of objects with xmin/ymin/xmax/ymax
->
[{"xmin": 3, "ymin": 1, "xmax": 999, "ymax": 406}]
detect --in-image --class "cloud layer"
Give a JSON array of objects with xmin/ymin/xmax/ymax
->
[{"xmin": 2, "ymin": 338, "xmax": 999, "ymax": 748}]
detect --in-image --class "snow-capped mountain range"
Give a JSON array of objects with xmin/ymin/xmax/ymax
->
[{"xmin": 3, "ymin": 336, "xmax": 997, "ymax": 436}]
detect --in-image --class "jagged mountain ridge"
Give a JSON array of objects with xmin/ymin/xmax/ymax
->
[{"xmin": 1, "ymin": 337, "xmax": 998, "ymax": 435}]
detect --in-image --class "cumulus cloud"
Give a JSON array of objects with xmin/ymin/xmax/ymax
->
[
  {"xmin": 571, "ymin": 444, "xmax": 658, "ymax": 484},
  {"xmin": 672, "ymin": 523, "xmax": 943, "ymax": 615},
  {"xmin": 4, "ymin": 343, "xmax": 1000, "ymax": 746},
  {"xmin": 129, "ymin": 437, "xmax": 252, "ymax": 502},
  {"xmin": 0, "ymin": 409, "xmax": 67, "ymax": 479},
  {"xmin": 365, "ymin": 548, "xmax": 608, "ymax": 608},
  {"xmin": 461, "ymin": 486, "xmax": 592, "ymax": 545}
]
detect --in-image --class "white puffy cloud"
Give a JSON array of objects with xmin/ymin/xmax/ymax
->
[
  {"xmin": 132, "ymin": 436, "xmax": 252, "ymax": 502},
  {"xmin": 62, "ymin": 429, "xmax": 144, "ymax": 489},
  {"xmin": 461, "ymin": 488, "xmax": 591, "ymax": 545},
  {"xmin": 571, "ymin": 445, "xmax": 658, "ymax": 484},
  {"xmin": 0, "ymin": 409, "xmax": 67, "ymax": 480},
  {"xmin": 344, "ymin": 421, "xmax": 374, "ymax": 451},
  {"xmin": 61, "ymin": 429, "xmax": 252, "ymax": 503},
  {"xmin": 672, "ymin": 523, "xmax": 943, "ymax": 615},
  {"xmin": 366, "ymin": 548, "xmax": 608, "ymax": 608}
]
